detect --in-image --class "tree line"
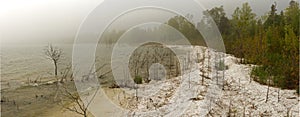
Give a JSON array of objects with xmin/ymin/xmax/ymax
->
[
  {"xmin": 165, "ymin": 1, "xmax": 299, "ymax": 92},
  {"xmin": 210, "ymin": 1, "xmax": 299, "ymax": 91},
  {"xmin": 100, "ymin": 0, "xmax": 299, "ymax": 92}
]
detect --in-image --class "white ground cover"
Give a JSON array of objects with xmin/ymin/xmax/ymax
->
[
  {"xmin": 119, "ymin": 46, "xmax": 299, "ymax": 117},
  {"xmin": 81, "ymin": 45, "xmax": 299, "ymax": 117}
]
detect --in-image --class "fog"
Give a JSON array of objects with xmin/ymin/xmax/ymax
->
[{"xmin": 0, "ymin": 0, "xmax": 290, "ymax": 45}]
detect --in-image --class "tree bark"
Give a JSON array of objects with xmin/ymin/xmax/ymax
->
[
  {"xmin": 266, "ymin": 78, "xmax": 270, "ymax": 103},
  {"xmin": 54, "ymin": 60, "xmax": 58, "ymax": 76},
  {"xmin": 277, "ymin": 88, "xmax": 280, "ymax": 102}
]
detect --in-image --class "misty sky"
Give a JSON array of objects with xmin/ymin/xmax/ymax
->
[{"xmin": 0, "ymin": 0, "xmax": 290, "ymax": 45}]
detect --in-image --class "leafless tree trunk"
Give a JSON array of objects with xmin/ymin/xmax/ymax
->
[
  {"xmin": 207, "ymin": 49, "xmax": 210, "ymax": 78},
  {"xmin": 188, "ymin": 52, "xmax": 191, "ymax": 88},
  {"xmin": 277, "ymin": 88, "xmax": 280, "ymax": 102},
  {"xmin": 201, "ymin": 49, "xmax": 205, "ymax": 85},
  {"xmin": 266, "ymin": 75, "xmax": 271, "ymax": 103},
  {"xmin": 54, "ymin": 60, "xmax": 58, "ymax": 76},
  {"xmin": 175, "ymin": 58, "xmax": 179, "ymax": 77},
  {"xmin": 44, "ymin": 44, "xmax": 62, "ymax": 76},
  {"xmin": 222, "ymin": 54, "xmax": 225, "ymax": 90},
  {"xmin": 215, "ymin": 53, "xmax": 219, "ymax": 85},
  {"xmin": 169, "ymin": 52, "xmax": 172, "ymax": 79},
  {"xmin": 135, "ymin": 85, "xmax": 138, "ymax": 101},
  {"xmin": 132, "ymin": 51, "xmax": 142, "ymax": 78}
]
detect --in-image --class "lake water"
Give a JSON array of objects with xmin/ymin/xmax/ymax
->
[
  {"xmin": 1, "ymin": 44, "xmax": 73, "ymax": 90},
  {"xmin": 0, "ymin": 43, "xmax": 192, "ymax": 90}
]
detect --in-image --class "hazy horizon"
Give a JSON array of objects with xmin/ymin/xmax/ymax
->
[{"xmin": 0, "ymin": 0, "xmax": 290, "ymax": 45}]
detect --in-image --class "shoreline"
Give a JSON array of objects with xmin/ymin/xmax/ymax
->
[
  {"xmin": 1, "ymin": 79, "xmax": 76, "ymax": 117},
  {"xmin": 0, "ymin": 76, "xmax": 124, "ymax": 117}
]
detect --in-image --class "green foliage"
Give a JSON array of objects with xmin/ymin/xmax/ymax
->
[
  {"xmin": 166, "ymin": 15, "xmax": 205, "ymax": 46},
  {"xmin": 202, "ymin": 6, "xmax": 231, "ymax": 35},
  {"xmin": 221, "ymin": 1, "xmax": 299, "ymax": 90},
  {"xmin": 204, "ymin": 1, "xmax": 299, "ymax": 90},
  {"xmin": 215, "ymin": 60, "xmax": 228, "ymax": 71},
  {"xmin": 119, "ymin": 1, "xmax": 300, "ymax": 91},
  {"xmin": 285, "ymin": 0, "xmax": 300, "ymax": 36},
  {"xmin": 134, "ymin": 76, "xmax": 143, "ymax": 84},
  {"xmin": 231, "ymin": 2, "xmax": 256, "ymax": 39},
  {"xmin": 251, "ymin": 66, "xmax": 268, "ymax": 84}
]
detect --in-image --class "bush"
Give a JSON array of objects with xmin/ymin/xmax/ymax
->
[
  {"xmin": 251, "ymin": 66, "xmax": 268, "ymax": 85},
  {"xmin": 134, "ymin": 76, "xmax": 143, "ymax": 84},
  {"xmin": 215, "ymin": 60, "xmax": 228, "ymax": 71}
]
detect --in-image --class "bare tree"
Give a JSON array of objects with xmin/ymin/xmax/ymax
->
[
  {"xmin": 207, "ymin": 49, "xmax": 211, "ymax": 78},
  {"xmin": 265, "ymin": 68, "xmax": 271, "ymax": 103},
  {"xmin": 59, "ymin": 64, "xmax": 109, "ymax": 117},
  {"xmin": 187, "ymin": 51, "xmax": 191, "ymax": 88},
  {"xmin": 60, "ymin": 85, "xmax": 99, "ymax": 117},
  {"xmin": 44, "ymin": 44, "xmax": 62, "ymax": 76},
  {"xmin": 54, "ymin": 65, "xmax": 71, "ymax": 100},
  {"xmin": 60, "ymin": 65, "xmax": 72, "ymax": 83},
  {"xmin": 169, "ymin": 51, "xmax": 173, "ymax": 79},
  {"xmin": 200, "ymin": 49, "xmax": 205, "ymax": 85}
]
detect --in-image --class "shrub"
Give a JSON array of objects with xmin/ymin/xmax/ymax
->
[
  {"xmin": 215, "ymin": 60, "xmax": 228, "ymax": 71},
  {"xmin": 134, "ymin": 76, "xmax": 143, "ymax": 84},
  {"xmin": 251, "ymin": 66, "xmax": 268, "ymax": 85}
]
